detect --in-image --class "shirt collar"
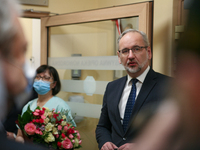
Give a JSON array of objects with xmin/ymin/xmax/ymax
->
[{"xmin": 127, "ymin": 66, "xmax": 150, "ymax": 85}]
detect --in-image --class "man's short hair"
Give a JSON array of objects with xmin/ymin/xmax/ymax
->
[{"xmin": 117, "ymin": 29, "xmax": 150, "ymax": 50}]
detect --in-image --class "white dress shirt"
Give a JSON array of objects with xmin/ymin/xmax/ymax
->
[{"xmin": 119, "ymin": 66, "xmax": 150, "ymax": 124}]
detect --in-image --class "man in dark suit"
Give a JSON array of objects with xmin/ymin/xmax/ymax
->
[
  {"xmin": 0, "ymin": 0, "xmax": 46, "ymax": 149},
  {"xmin": 96, "ymin": 29, "xmax": 170, "ymax": 150}
]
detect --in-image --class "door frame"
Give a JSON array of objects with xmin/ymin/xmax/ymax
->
[{"xmin": 40, "ymin": 2, "xmax": 153, "ymax": 64}]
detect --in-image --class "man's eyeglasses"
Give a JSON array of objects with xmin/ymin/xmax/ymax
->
[
  {"xmin": 118, "ymin": 46, "xmax": 148, "ymax": 56},
  {"xmin": 35, "ymin": 75, "xmax": 52, "ymax": 81}
]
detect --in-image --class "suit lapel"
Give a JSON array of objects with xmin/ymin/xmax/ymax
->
[{"xmin": 112, "ymin": 76, "xmax": 127, "ymax": 135}]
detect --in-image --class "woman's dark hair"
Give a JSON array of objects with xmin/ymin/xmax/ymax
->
[{"xmin": 36, "ymin": 65, "xmax": 61, "ymax": 96}]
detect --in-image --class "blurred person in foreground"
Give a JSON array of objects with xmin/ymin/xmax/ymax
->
[
  {"xmin": 95, "ymin": 29, "xmax": 171, "ymax": 150},
  {"xmin": 3, "ymin": 88, "xmax": 38, "ymax": 139},
  {"xmin": 16, "ymin": 65, "xmax": 76, "ymax": 143},
  {"xmin": 0, "ymin": 0, "xmax": 47, "ymax": 149},
  {"xmin": 129, "ymin": 0, "xmax": 200, "ymax": 150}
]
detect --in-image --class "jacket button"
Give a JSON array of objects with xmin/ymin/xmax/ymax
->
[{"xmin": 123, "ymin": 137, "xmax": 126, "ymax": 141}]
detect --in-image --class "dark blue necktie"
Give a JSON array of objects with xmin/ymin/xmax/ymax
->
[{"xmin": 123, "ymin": 78, "xmax": 138, "ymax": 132}]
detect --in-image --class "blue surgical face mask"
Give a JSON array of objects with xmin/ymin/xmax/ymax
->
[{"xmin": 33, "ymin": 80, "xmax": 52, "ymax": 95}]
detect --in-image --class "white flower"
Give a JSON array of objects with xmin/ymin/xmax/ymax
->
[
  {"xmin": 62, "ymin": 115, "xmax": 66, "ymax": 119},
  {"xmin": 45, "ymin": 123, "xmax": 54, "ymax": 132},
  {"xmin": 48, "ymin": 112, "xmax": 53, "ymax": 117},
  {"xmin": 44, "ymin": 118, "xmax": 50, "ymax": 124},
  {"xmin": 61, "ymin": 121, "xmax": 67, "ymax": 126},
  {"xmin": 44, "ymin": 107, "xmax": 50, "ymax": 112},
  {"xmin": 52, "ymin": 127, "xmax": 58, "ymax": 134},
  {"xmin": 44, "ymin": 133, "xmax": 55, "ymax": 143},
  {"xmin": 74, "ymin": 138, "xmax": 79, "ymax": 147},
  {"xmin": 44, "ymin": 112, "xmax": 48, "ymax": 117}
]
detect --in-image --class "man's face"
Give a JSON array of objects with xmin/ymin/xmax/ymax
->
[
  {"xmin": 3, "ymin": 16, "xmax": 28, "ymax": 96},
  {"xmin": 117, "ymin": 32, "xmax": 151, "ymax": 77}
]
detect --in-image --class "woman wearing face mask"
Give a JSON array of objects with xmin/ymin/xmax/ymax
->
[{"xmin": 15, "ymin": 65, "xmax": 76, "ymax": 143}]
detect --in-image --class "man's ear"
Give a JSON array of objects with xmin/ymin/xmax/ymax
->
[
  {"xmin": 147, "ymin": 46, "xmax": 152, "ymax": 60},
  {"xmin": 117, "ymin": 51, "xmax": 122, "ymax": 64}
]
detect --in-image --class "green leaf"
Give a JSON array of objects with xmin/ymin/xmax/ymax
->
[
  {"xmin": 57, "ymin": 116, "xmax": 62, "ymax": 121},
  {"xmin": 17, "ymin": 105, "xmax": 33, "ymax": 129},
  {"xmin": 51, "ymin": 118, "xmax": 56, "ymax": 123},
  {"xmin": 35, "ymin": 106, "xmax": 41, "ymax": 110},
  {"xmin": 52, "ymin": 142, "xmax": 57, "ymax": 149}
]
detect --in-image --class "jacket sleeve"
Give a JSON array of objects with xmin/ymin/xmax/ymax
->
[{"xmin": 95, "ymin": 83, "xmax": 113, "ymax": 149}]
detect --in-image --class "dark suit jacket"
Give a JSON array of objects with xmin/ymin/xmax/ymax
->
[{"xmin": 95, "ymin": 68, "xmax": 171, "ymax": 149}]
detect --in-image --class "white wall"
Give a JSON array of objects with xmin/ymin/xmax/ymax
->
[{"xmin": 20, "ymin": 18, "xmax": 41, "ymax": 71}]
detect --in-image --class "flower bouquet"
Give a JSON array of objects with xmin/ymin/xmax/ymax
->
[{"xmin": 17, "ymin": 106, "xmax": 82, "ymax": 150}]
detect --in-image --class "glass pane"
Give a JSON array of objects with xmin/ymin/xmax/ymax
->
[{"xmin": 48, "ymin": 17, "xmax": 139, "ymax": 150}]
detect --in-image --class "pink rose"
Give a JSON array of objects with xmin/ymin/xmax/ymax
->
[
  {"xmin": 58, "ymin": 125, "xmax": 62, "ymax": 130},
  {"xmin": 77, "ymin": 132, "xmax": 81, "ymax": 139},
  {"xmin": 62, "ymin": 138, "xmax": 73, "ymax": 149},
  {"xmin": 69, "ymin": 134, "xmax": 74, "ymax": 139},
  {"xmin": 64, "ymin": 126, "xmax": 68, "ymax": 131},
  {"xmin": 41, "ymin": 115, "xmax": 46, "ymax": 119},
  {"xmin": 39, "ymin": 131, "xmax": 43, "ymax": 135},
  {"xmin": 79, "ymin": 140, "xmax": 82, "ymax": 145},
  {"xmin": 35, "ymin": 109, "xmax": 40, "ymax": 112},
  {"xmin": 33, "ymin": 112, "xmax": 39, "ymax": 116},
  {"xmin": 24, "ymin": 123, "xmax": 36, "ymax": 135},
  {"xmin": 35, "ymin": 129, "xmax": 40, "ymax": 134}
]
